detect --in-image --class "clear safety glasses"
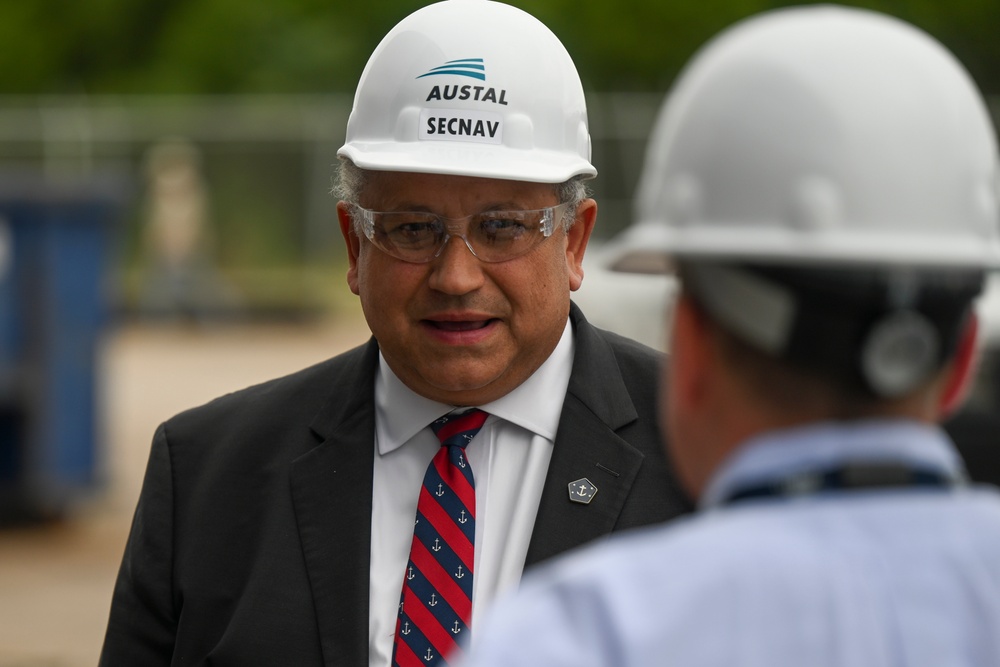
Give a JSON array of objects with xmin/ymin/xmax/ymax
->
[{"xmin": 350, "ymin": 201, "xmax": 573, "ymax": 264}]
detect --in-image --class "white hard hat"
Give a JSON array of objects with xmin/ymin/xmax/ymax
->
[
  {"xmin": 608, "ymin": 5, "xmax": 1000, "ymax": 272},
  {"xmin": 337, "ymin": 0, "xmax": 596, "ymax": 184}
]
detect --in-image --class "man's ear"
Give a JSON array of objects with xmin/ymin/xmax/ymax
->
[
  {"xmin": 337, "ymin": 201, "xmax": 362, "ymax": 296},
  {"xmin": 566, "ymin": 199, "xmax": 597, "ymax": 292},
  {"xmin": 939, "ymin": 313, "xmax": 980, "ymax": 419}
]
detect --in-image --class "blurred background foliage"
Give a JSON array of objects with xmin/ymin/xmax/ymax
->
[
  {"xmin": 0, "ymin": 0, "xmax": 998, "ymax": 319},
  {"xmin": 2, "ymin": 0, "xmax": 1000, "ymax": 95}
]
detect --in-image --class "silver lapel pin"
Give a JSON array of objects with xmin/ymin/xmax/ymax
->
[{"xmin": 568, "ymin": 477, "xmax": 598, "ymax": 504}]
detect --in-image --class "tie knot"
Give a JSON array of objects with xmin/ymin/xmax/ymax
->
[{"xmin": 431, "ymin": 409, "xmax": 488, "ymax": 449}]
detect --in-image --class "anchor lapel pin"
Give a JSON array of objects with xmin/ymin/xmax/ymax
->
[{"xmin": 568, "ymin": 477, "xmax": 598, "ymax": 504}]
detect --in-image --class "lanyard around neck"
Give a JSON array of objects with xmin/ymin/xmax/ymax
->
[{"xmin": 721, "ymin": 462, "xmax": 964, "ymax": 506}]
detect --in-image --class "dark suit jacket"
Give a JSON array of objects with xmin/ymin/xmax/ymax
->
[{"xmin": 100, "ymin": 304, "xmax": 692, "ymax": 666}]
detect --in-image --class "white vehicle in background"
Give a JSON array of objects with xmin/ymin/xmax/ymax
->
[{"xmin": 574, "ymin": 242, "xmax": 674, "ymax": 352}]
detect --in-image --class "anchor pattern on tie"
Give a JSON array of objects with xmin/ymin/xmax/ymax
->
[{"xmin": 392, "ymin": 409, "xmax": 487, "ymax": 667}]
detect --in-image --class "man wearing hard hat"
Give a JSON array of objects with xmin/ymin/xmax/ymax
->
[
  {"xmin": 100, "ymin": 2, "xmax": 690, "ymax": 666},
  {"xmin": 463, "ymin": 6, "xmax": 1000, "ymax": 666}
]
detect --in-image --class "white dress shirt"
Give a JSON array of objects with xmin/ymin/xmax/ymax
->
[
  {"xmin": 368, "ymin": 320, "xmax": 574, "ymax": 667},
  {"xmin": 464, "ymin": 420, "xmax": 1000, "ymax": 667}
]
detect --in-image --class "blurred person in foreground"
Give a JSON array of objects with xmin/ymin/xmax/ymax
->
[
  {"xmin": 463, "ymin": 6, "xmax": 1000, "ymax": 666},
  {"xmin": 99, "ymin": 1, "xmax": 691, "ymax": 665}
]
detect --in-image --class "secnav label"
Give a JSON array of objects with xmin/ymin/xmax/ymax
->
[{"xmin": 419, "ymin": 108, "xmax": 503, "ymax": 145}]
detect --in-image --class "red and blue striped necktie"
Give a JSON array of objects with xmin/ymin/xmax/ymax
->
[{"xmin": 392, "ymin": 409, "xmax": 488, "ymax": 667}]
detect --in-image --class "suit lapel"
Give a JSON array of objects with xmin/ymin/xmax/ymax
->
[
  {"xmin": 525, "ymin": 304, "xmax": 648, "ymax": 567},
  {"xmin": 291, "ymin": 340, "xmax": 379, "ymax": 667}
]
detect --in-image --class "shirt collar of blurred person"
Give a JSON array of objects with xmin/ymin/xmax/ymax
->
[{"xmin": 699, "ymin": 419, "xmax": 967, "ymax": 510}]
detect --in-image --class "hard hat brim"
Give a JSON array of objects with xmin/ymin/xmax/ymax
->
[
  {"xmin": 604, "ymin": 220, "xmax": 1000, "ymax": 274},
  {"xmin": 338, "ymin": 143, "xmax": 597, "ymax": 185}
]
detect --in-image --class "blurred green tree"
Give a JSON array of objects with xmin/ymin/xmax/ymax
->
[{"xmin": 1, "ymin": 0, "xmax": 997, "ymax": 95}]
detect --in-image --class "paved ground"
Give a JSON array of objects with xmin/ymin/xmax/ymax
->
[{"xmin": 0, "ymin": 310, "xmax": 369, "ymax": 667}]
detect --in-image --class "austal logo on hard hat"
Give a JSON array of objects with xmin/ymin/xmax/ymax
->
[
  {"xmin": 417, "ymin": 57, "xmax": 507, "ymax": 146},
  {"xmin": 418, "ymin": 58, "xmax": 486, "ymax": 81},
  {"xmin": 419, "ymin": 58, "xmax": 509, "ymax": 106}
]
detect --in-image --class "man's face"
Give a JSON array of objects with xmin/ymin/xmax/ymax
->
[{"xmin": 338, "ymin": 171, "xmax": 595, "ymax": 406}]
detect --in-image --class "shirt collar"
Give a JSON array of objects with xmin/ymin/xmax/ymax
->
[
  {"xmin": 375, "ymin": 319, "xmax": 574, "ymax": 455},
  {"xmin": 700, "ymin": 419, "xmax": 967, "ymax": 510}
]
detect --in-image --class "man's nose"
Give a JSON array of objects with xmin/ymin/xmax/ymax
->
[{"xmin": 426, "ymin": 234, "xmax": 486, "ymax": 295}]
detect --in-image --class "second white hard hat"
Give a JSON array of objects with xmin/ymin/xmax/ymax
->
[
  {"xmin": 338, "ymin": 0, "xmax": 596, "ymax": 184},
  {"xmin": 608, "ymin": 5, "xmax": 1000, "ymax": 272}
]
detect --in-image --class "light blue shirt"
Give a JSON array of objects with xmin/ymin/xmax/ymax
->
[{"xmin": 463, "ymin": 420, "xmax": 1000, "ymax": 667}]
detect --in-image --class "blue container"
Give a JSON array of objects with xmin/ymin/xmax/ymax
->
[{"xmin": 0, "ymin": 175, "xmax": 120, "ymax": 520}]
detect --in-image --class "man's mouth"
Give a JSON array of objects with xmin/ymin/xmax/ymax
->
[{"xmin": 427, "ymin": 319, "xmax": 496, "ymax": 332}]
